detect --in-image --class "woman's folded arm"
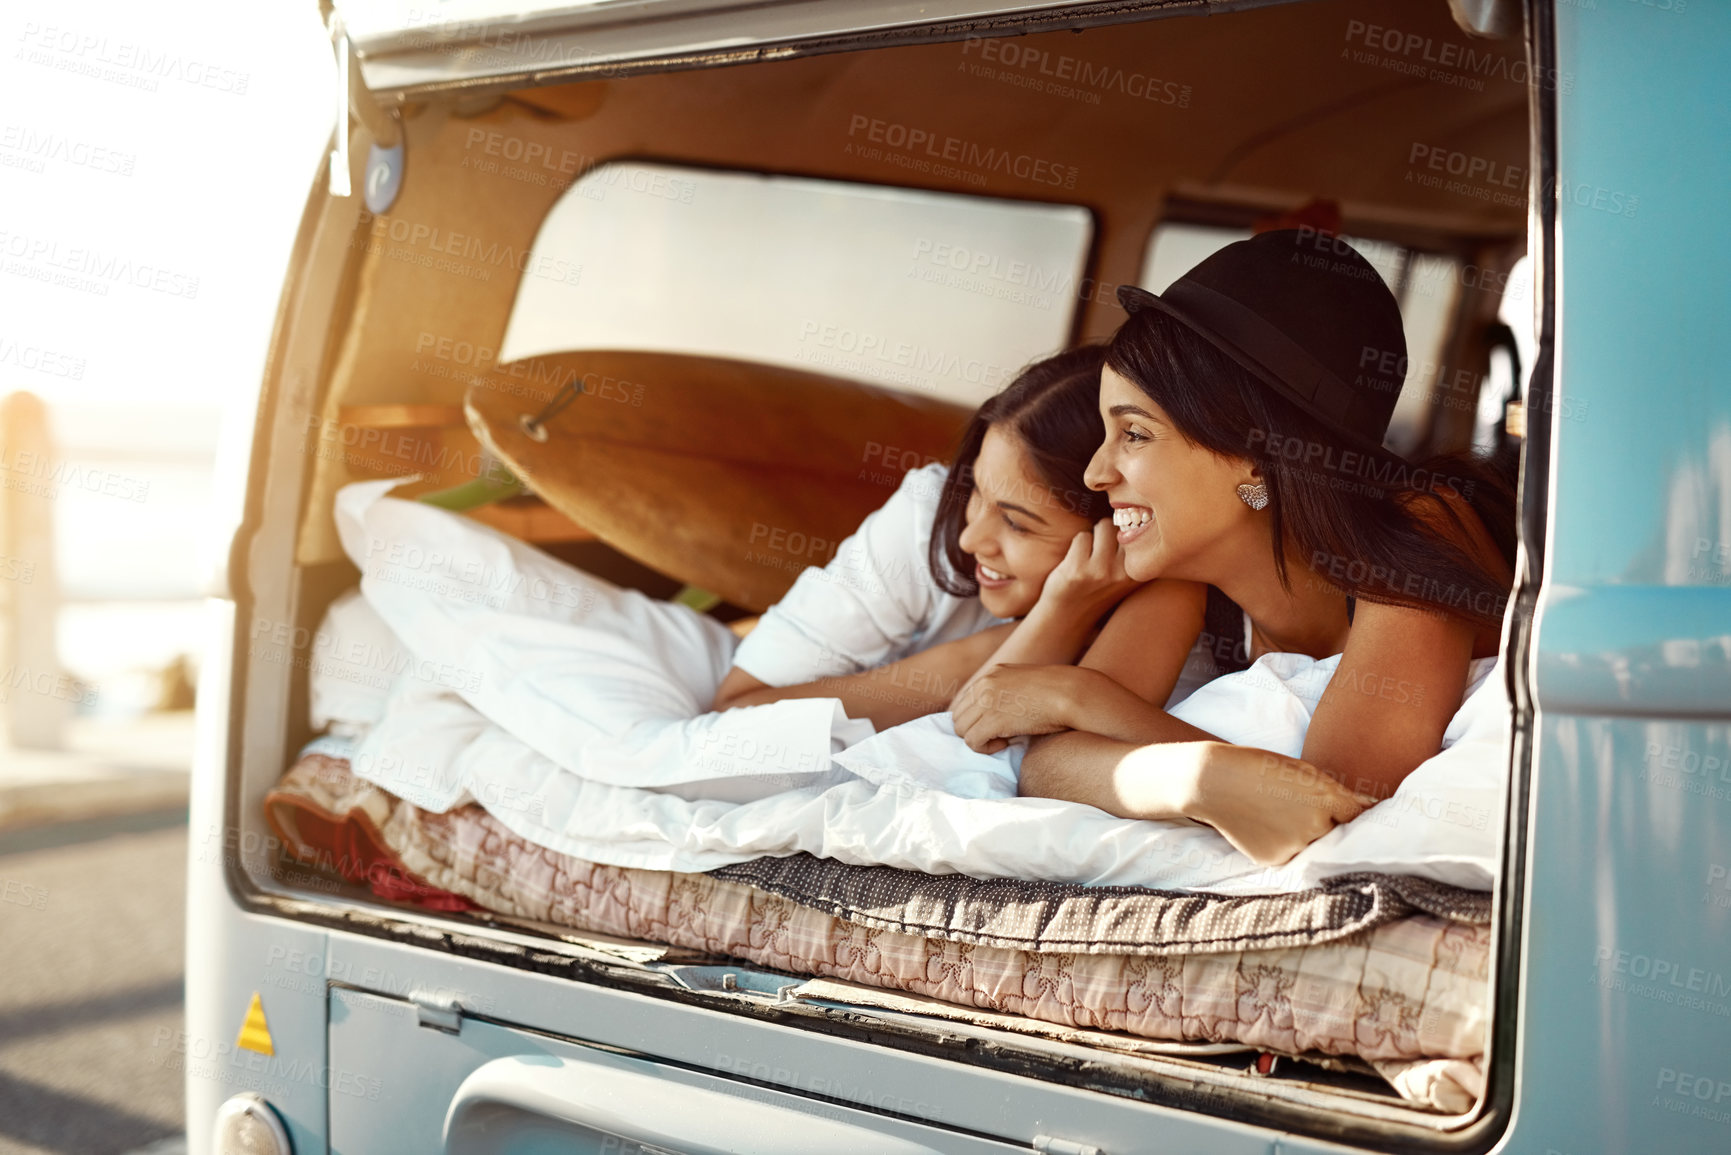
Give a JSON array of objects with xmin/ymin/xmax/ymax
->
[
  {"xmin": 1301, "ymin": 597, "xmax": 1475, "ymax": 800},
  {"xmin": 1018, "ymin": 698, "xmax": 1215, "ymax": 789},
  {"xmin": 1020, "ymin": 736, "xmax": 1367, "ymax": 867},
  {"xmin": 1017, "ymin": 732, "xmax": 1193, "ymax": 819},
  {"xmin": 1009, "ymin": 578, "xmax": 1368, "ymax": 866},
  {"xmin": 953, "ymin": 579, "xmax": 1208, "ymax": 753}
]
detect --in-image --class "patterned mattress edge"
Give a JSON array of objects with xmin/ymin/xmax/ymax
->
[
  {"xmin": 710, "ymin": 854, "xmax": 1490, "ymax": 957},
  {"xmin": 265, "ymin": 752, "xmax": 1491, "ymax": 1111}
]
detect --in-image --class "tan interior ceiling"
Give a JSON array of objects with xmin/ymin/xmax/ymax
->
[{"xmin": 295, "ymin": 0, "xmax": 1528, "ymax": 564}]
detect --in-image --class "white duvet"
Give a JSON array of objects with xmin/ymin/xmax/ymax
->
[
  {"xmin": 332, "ymin": 479, "xmax": 869, "ymax": 805},
  {"xmin": 324, "ymin": 480, "xmax": 1511, "ymax": 895}
]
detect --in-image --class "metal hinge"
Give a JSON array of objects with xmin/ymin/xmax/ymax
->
[
  {"xmin": 326, "ymin": 10, "xmax": 404, "ymax": 211},
  {"xmin": 411, "ymin": 991, "xmax": 463, "ymax": 1034}
]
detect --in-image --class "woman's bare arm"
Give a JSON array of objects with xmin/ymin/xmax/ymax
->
[
  {"xmin": 716, "ymin": 520, "xmax": 1145, "ymax": 732},
  {"xmin": 1073, "ymin": 578, "xmax": 1208, "ymax": 706},
  {"xmin": 711, "ymin": 622, "xmax": 1015, "ymax": 730},
  {"xmin": 952, "ymin": 520, "xmax": 1145, "ymax": 701},
  {"xmin": 1024, "ymin": 598, "xmax": 1472, "ymax": 861},
  {"xmin": 1009, "ymin": 581, "xmax": 1365, "ymax": 864},
  {"xmin": 1301, "ymin": 599, "xmax": 1474, "ymax": 800},
  {"xmin": 1303, "ymin": 490, "xmax": 1511, "ymax": 798},
  {"xmin": 1029, "ymin": 488, "xmax": 1510, "ymax": 853},
  {"xmin": 953, "ymin": 579, "xmax": 1210, "ymax": 753},
  {"xmin": 1017, "ymin": 729, "xmax": 1195, "ymax": 807},
  {"xmin": 1014, "ymin": 580, "xmax": 1215, "ymax": 790},
  {"xmin": 1017, "ymin": 735, "xmax": 1365, "ymax": 866}
]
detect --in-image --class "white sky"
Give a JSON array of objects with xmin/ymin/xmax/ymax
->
[
  {"xmin": 2, "ymin": 1, "xmax": 333, "ymax": 410},
  {"xmin": 1, "ymin": 1, "xmax": 335, "ymax": 687}
]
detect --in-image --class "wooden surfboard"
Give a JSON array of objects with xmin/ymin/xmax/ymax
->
[{"xmin": 464, "ymin": 351, "xmax": 975, "ymax": 612}]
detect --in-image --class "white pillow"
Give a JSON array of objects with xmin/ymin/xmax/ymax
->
[
  {"xmin": 1171, "ymin": 651, "xmax": 1507, "ymax": 891},
  {"xmin": 306, "ymin": 587, "xmax": 413, "ymax": 737},
  {"xmin": 1269, "ymin": 661, "xmax": 1509, "ymax": 891}
]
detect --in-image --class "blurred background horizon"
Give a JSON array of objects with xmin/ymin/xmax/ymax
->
[{"xmin": 2, "ymin": 0, "xmax": 333, "ymax": 747}]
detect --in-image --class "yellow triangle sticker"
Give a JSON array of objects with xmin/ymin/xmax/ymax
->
[{"xmin": 236, "ymin": 991, "xmax": 274, "ymax": 1056}]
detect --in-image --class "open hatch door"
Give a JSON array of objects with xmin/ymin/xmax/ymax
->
[{"xmin": 323, "ymin": 0, "xmax": 1261, "ymax": 101}]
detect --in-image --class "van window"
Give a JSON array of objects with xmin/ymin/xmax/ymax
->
[
  {"xmin": 1142, "ymin": 219, "xmax": 1465, "ymax": 457},
  {"xmin": 500, "ymin": 161, "xmax": 1092, "ymax": 406},
  {"xmin": 1472, "ymin": 253, "xmax": 1535, "ymax": 452}
]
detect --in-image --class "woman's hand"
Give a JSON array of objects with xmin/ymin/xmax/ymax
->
[
  {"xmin": 1163, "ymin": 742, "xmax": 1371, "ymax": 866},
  {"xmin": 952, "ymin": 664, "xmax": 1093, "ymax": 754},
  {"xmin": 1036, "ymin": 519, "xmax": 1143, "ymax": 621}
]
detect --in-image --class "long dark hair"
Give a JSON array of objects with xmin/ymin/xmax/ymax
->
[
  {"xmin": 929, "ymin": 346, "xmax": 1112, "ymax": 597},
  {"xmin": 1106, "ymin": 308, "xmax": 1516, "ymax": 628}
]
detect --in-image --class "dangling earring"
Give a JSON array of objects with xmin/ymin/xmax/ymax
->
[{"xmin": 1236, "ymin": 482, "xmax": 1269, "ymax": 511}]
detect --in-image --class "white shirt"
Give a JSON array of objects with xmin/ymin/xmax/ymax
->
[{"xmin": 731, "ymin": 462, "xmax": 1011, "ymax": 686}]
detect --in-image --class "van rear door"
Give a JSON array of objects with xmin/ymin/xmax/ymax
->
[{"xmin": 329, "ymin": 986, "xmax": 1034, "ymax": 1153}]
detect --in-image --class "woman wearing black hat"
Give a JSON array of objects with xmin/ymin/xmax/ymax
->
[{"xmin": 953, "ymin": 229, "xmax": 1516, "ymax": 867}]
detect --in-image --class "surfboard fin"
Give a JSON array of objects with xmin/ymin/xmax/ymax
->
[
  {"xmin": 673, "ymin": 586, "xmax": 723, "ymax": 612},
  {"xmin": 417, "ymin": 458, "xmax": 526, "ymax": 512}
]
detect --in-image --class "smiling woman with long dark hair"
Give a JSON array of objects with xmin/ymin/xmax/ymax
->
[
  {"xmin": 1103, "ymin": 305, "xmax": 1515, "ymax": 635},
  {"xmin": 715, "ymin": 345, "xmax": 1211, "ymax": 730},
  {"xmin": 952, "ymin": 229, "xmax": 1516, "ymax": 866}
]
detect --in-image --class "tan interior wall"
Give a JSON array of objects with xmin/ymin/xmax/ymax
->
[{"xmin": 295, "ymin": 0, "xmax": 1528, "ymax": 564}]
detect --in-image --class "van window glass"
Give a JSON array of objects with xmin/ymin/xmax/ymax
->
[
  {"xmin": 499, "ymin": 161, "xmax": 1092, "ymax": 407},
  {"xmin": 1472, "ymin": 253, "xmax": 1535, "ymax": 453}
]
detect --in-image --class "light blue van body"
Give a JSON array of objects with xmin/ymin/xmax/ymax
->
[
  {"xmin": 183, "ymin": 1, "xmax": 1731, "ymax": 1151},
  {"xmin": 1518, "ymin": 2, "xmax": 1731, "ymax": 1152}
]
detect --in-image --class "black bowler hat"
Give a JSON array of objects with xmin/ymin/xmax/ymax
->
[{"xmin": 1118, "ymin": 229, "xmax": 1408, "ymax": 458}]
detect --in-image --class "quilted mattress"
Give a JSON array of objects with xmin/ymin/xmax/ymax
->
[{"xmin": 265, "ymin": 750, "xmax": 1494, "ymax": 1113}]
